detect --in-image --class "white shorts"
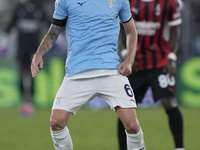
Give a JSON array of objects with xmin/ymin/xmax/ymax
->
[{"xmin": 52, "ymin": 74, "xmax": 137, "ymax": 115}]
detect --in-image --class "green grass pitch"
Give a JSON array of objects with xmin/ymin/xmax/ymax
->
[{"xmin": 0, "ymin": 106, "xmax": 199, "ymax": 150}]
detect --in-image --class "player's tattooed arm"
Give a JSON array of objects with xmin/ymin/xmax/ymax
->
[
  {"xmin": 31, "ymin": 24, "xmax": 63, "ymax": 78},
  {"xmin": 35, "ymin": 24, "xmax": 62, "ymax": 56}
]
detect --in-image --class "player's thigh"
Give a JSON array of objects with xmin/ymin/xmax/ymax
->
[
  {"xmin": 97, "ymin": 75, "xmax": 137, "ymax": 110},
  {"xmin": 52, "ymin": 78, "xmax": 96, "ymax": 115}
]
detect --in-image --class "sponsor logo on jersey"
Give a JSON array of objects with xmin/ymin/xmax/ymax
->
[{"xmin": 135, "ymin": 21, "xmax": 161, "ymax": 36}]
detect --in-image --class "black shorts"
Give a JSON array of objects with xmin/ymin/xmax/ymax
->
[{"xmin": 128, "ymin": 67, "xmax": 176, "ymax": 103}]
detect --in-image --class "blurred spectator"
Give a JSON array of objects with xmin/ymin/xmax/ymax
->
[
  {"xmin": 0, "ymin": 0, "xmax": 16, "ymax": 30},
  {"xmin": 0, "ymin": 0, "xmax": 16, "ymax": 57},
  {"xmin": 191, "ymin": 0, "xmax": 200, "ymax": 55},
  {"xmin": 6, "ymin": 0, "xmax": 49, "ymax": 116}
]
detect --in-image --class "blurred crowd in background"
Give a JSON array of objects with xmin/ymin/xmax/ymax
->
[
  {"xmin": 0, "ymin": 0, "xmax": 67, "ymax": 115},
  {"xmin": 178, "ymin": 0, "xmax": 200, "ymax": 59},
  {"xmin": 0, "ymin": 0, "xmax": 67, "ymax": 60},
  {"xmin": 0, "ymin": 0, "xmax": 200, "ymax": 112}
]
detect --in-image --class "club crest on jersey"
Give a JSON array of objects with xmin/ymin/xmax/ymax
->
[
  {"xmin": 106, "ymin": 0, "xmax": 116, "ymax": 8},
  {"xmin": 155, "ymin": 4, "xmax": 161, "ymax": 16}
]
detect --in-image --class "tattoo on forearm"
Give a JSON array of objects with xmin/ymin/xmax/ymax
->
[{"xmin": 36, "ymin": 24, "xmax": 62, "ymax": 55}]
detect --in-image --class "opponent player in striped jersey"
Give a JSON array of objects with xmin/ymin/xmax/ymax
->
[
  {"xmin": 118, "ymin": 0, "xmax": 184, "ymax": 150},
  {"xmin": 30, "ymin": 0, "xmax": 146, "ymax": 149}
]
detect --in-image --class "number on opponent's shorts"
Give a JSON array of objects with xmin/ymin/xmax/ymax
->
[{"xmin": 158, "ymin": 74, "xmax": 176, "ymax": 88}]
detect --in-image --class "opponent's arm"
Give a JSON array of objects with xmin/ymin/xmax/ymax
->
[
  {"xmin": 169, "ymin": 25, "xmax": 180, "ymax": 55},
  {"xmin": 164, "ymin": 25, "xmax": 180, "ymax": 76},
  {"xmin": 118, "ymin": 18, "xmax": 137, "ymax": 76},
  {"xmin": 31, "ymin": 24, "xmax": 62, "ymax": 78}
]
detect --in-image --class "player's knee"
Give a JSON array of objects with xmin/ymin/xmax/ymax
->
[
  {"xmin": 50, "ymin": 118, "xmax": 65, "ymax": 131},
  {"xmin": 124, "ymin": 121, "xmax": 140, "ymax": 134},
  {"xmin": 161, "ymin": 97, "xmax": 178, "ymax": 110}
]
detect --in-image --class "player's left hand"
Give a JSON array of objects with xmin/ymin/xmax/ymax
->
[
  {"xmin": 118, "ymin": 60, "xmax": 133, "ymax": 76},
  {"xmin": 163, "ymin": 59, "xmax": 176, "ymax": 77}
]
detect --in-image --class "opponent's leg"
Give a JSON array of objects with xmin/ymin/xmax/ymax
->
[
  {"xmin": 118, "ymin": 118, "xmax": 127, "ymax": 150},
  {"xmin": 50, "ymin": 109, "xmax": 73, "ymax": 150},
  {"xmin": 161, "ymin": 97, "xmax": 184, "ymax": 150},
  {"xmin": 116, "ymin": 107, "xmax": 145, "ymax": 150}
]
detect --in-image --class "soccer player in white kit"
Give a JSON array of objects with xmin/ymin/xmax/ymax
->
[{"xmin": 30, "ymin": 0, "xmax": 146, "ymax": 149}]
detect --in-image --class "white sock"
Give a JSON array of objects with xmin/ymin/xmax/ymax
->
[
  {"xmin": 175, "ymin": 148, "xmax": 185, "ymax": 150},
  {"xmin": 50, "ymin": 127, "xmax": 73, "ymax": 150},
  {"xmin": 126, "ymin": 129, "xmax": 145, "ymax": 150}
]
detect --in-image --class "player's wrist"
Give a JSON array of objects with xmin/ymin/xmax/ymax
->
[
  {"xmin": 125, "ymin": 56, "xmax": 134, "ymax": 66},
  {"xmin": 35, "ymin": 51, "xmax": 43, "ymax": 57},
  {"xmin": 168, "ymin": 52, "xmax": 177, "ymax": 61}
]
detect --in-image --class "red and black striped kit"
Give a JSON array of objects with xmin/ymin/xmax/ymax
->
[{"xmin": 130, "ymin": 0, "xmax": 181, "ymax": 70}]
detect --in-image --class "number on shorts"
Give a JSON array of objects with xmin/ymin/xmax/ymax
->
[
  {"xmin": 124, "ymin": 84, "xmax": 133, "ymax": 97},
  {"xmin": 158, "ymin": 74, "xmax": 176, "ymax": 88}
]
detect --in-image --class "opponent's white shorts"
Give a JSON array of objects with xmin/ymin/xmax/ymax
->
[{"xmin": 52, "ymin": 74, "xmax": 137, "ymax": 115}]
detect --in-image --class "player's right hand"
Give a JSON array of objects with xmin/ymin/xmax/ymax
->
[
  {"xmin": 118, "ymin": 60, "xmax": 133, "ymax": 76},
  {"xmin": 30, "ymin": 53, "xmax": 43, "ymax": 78}
]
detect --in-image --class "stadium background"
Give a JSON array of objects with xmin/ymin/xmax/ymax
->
[
  {"xmin": 0, "ymin": 0, "xmax": 199, "ymax": 109},
  {"xmin": 0, "ymin": 0, "xmax": 200, "ymax": 150}
]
